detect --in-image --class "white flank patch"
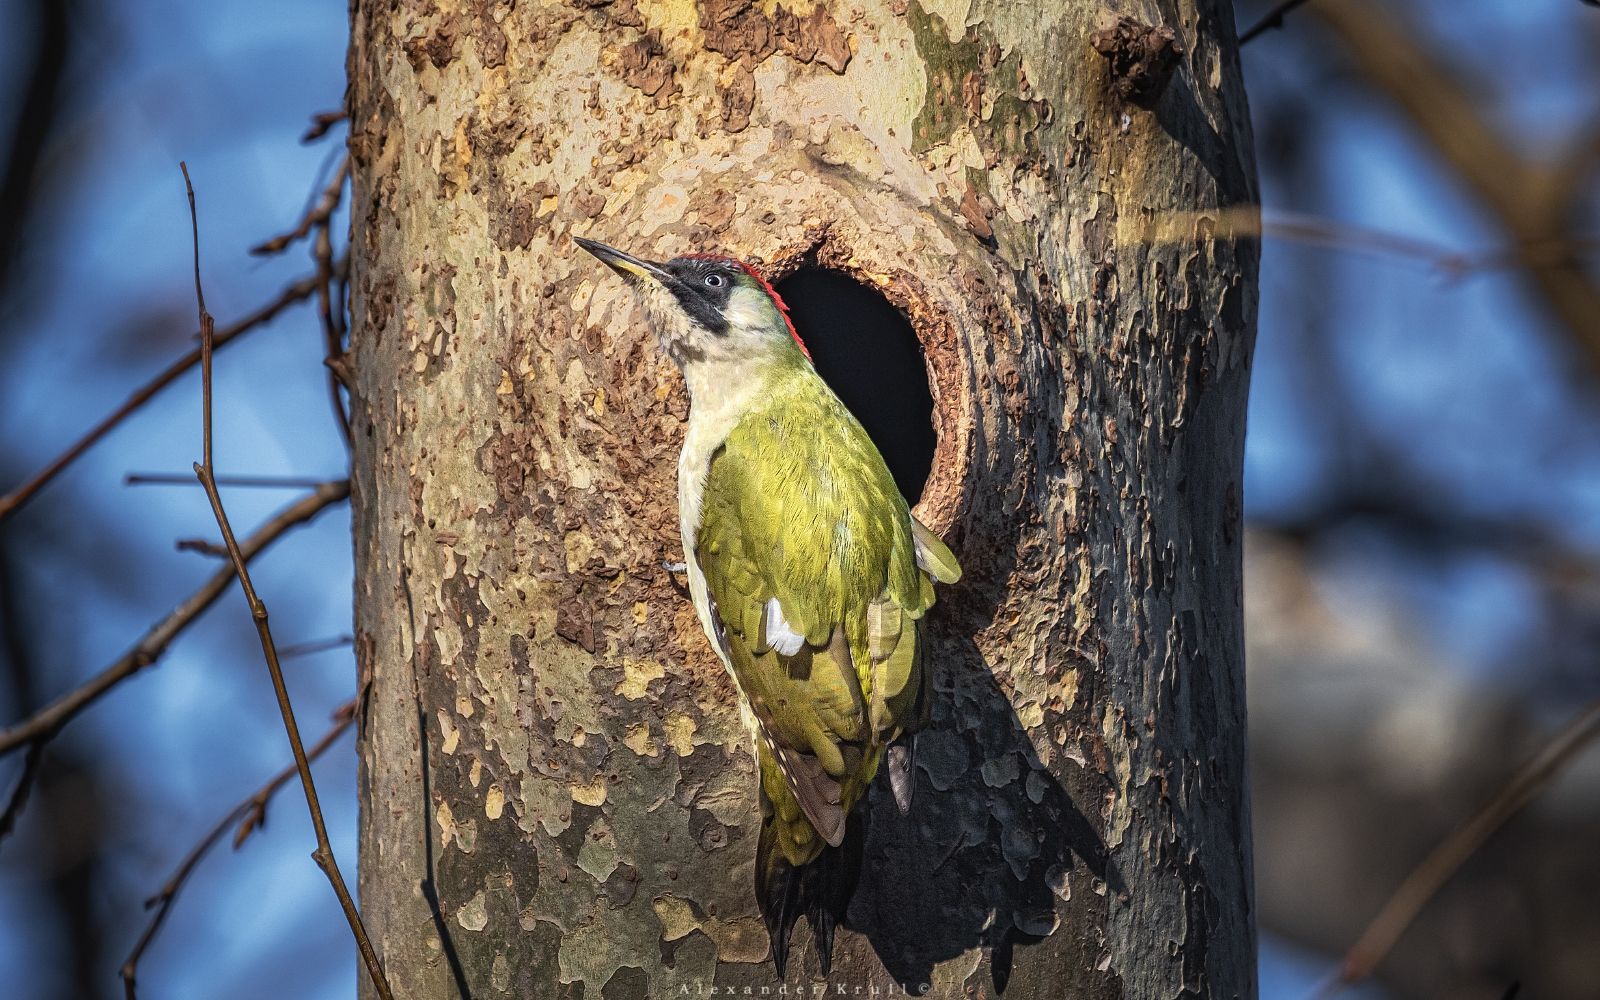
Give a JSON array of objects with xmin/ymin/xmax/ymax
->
[{"xmin": 764, "ymin": 598, "xmax": 806, "ymax": 656}]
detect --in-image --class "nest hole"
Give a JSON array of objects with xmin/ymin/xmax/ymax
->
[{"xmin": 775, "ymin": 267, "xmax": 936, "ymax": 504}]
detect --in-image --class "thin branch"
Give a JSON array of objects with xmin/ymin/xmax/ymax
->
[
  {"xmin": 173, "ymin": 537, "xmax": 229, "ymax": 558},
  {"xmin": 1267, "ymin": 213, "xmax": 1600, "ymax": 277},
  {"xmin": 249, "ymin": 149, "xmax": 353, "ymax": 446},
  {"xmin": 0, "ymin": 265, "xmax": 339, "ymax": 525},
  {"xmin": 278, "ymin": 634, "xmax": 354, "ymax": 659},
  {"xmin": 1239, "ymin": 0, "xmax": 1314, "ymax": 45},
  {"xmin": 0, "ymin": 480, "xmax": 348, "ymax": 759},
  {"xmin": 301, "ymin": 109, "xmax": 347, "ymax": 144},
  {"xmin": 251, "ymin": 155, "xmax": 349, "ymax": 257},
  {"xmin": 0, "ymin": 741, "xmax": 43, "ymax": 841},
  {"xmin": 1312, "ymin": 698, "xmax": 1600, "ymax": 998},
  {"xmin": 181, "ymin": 164, "xmax": 393, "ymax": 1000},
  {"xmin": 1150, "ymin": 206, "xmax": 1599, "ymax": 276},
  {"xmin": 313, "ymin": 195, "xmax": 354, "ymax": 450},
  {"xmin": 126, "ymin": 473, "xmax": 336, "ymax": 489},
  {"xmin": 120, "ymin": 700, "xmax": 356, "ymax": 1000}
]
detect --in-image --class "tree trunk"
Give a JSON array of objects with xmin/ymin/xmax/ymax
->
[{"xmin": 346, "ymin": 1, "xmax": 1259, "ymax": 998}]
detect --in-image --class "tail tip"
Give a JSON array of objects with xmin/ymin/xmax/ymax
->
[{"xmin": 812, "ymin": 906, "xmax": 836, "ymax": 975}]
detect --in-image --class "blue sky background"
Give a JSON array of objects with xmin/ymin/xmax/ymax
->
[{"xmin": 0, "ymin": 1, "xmax": 1596, "ymax": 998}]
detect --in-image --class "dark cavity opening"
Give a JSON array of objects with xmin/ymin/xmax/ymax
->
[{"xmin": 775, "ymin": 267, "xmax": 936, "ymax": 504}]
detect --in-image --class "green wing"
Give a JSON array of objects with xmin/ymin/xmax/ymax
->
[{"xmin": 694, "ymin": 378, "xmax": 960, "ymax": 864}]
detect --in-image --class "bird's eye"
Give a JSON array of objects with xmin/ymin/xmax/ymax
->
[{"xmin": 704, "ymin": 273, "xmax": 725, "ymax": 288}]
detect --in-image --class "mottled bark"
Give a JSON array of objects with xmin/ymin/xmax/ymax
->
[{"xmin": 347, "ymin": 1, "xmax": 1258, "ymax": 998}]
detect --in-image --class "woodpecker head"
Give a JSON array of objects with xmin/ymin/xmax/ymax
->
[{"xmin": 575, "ymin": 237, "xmax": 810, "ymax": 372}]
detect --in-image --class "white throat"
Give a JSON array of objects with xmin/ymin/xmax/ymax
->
[{"xmin": 676, "ymin": 355, "xmax": 788, "ymax": 556}]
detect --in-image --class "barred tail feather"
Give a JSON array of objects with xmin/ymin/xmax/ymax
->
[{"xmin": 755, "ymin": 803, "xmax": 863, "ymax": 977}]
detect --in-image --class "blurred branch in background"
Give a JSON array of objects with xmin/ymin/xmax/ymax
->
[
  {"xmin": 0, "ymin": 4, "xmax": 127, "ymax": 995},
  {"xmin": 0, "ymin": 1, "xmax": 359, "ymax": 996},
  {"xmin": 119, "ymin": 697, "xmax": 356, "ymax": 992},
  {"xmin": 1248, "ymin": 535, "xmax": 1600, "ymax": 1000},
  {"xmin": 0, "ymin": 0, "xmax": 67, "ymax": 297},
  {"xmin": 1319, "ymin": 698, "xmax": 1600, "ymax": 998},
  {"xmin": 252, "ymin": 152, "xmax": 354, "ymax": 447},
  {"xmin": 249, "ymin": 155, "xmax": 349, "ymax": 257},
  {"xmin": 0, "ymin": 266, "xmax": 340, "ymax": 524},
  {"xmin": 1237, "ymin": 4, "xmax": 1600, "ymax": 987},
  {"xmin": 1239, "ymin": 0, "xmax": 1314, "ymax": 45},
  {"xmin": 1157, "ymin": 207, "xmax": 1599, "ymax": 278},
  {"xmin": 277, "ymin": 634, "xmax": 353, "ymax": 659},
  {"xmin": 1261, "ymin": 212, "xmax": 1599, "ymax": 280},
  {"xmin": 120, "ymin": 699, "xmax": 356, "ymax": 1000},
  {"xmin": 1309, "ymin": 0, "xmax": 1600, "ymax": 377},
  {"xmin": 0, "ymin": 535, "xmax": 110, "ymax": 998},
  {"xmin": 0, "ymin": 480, "xmax": 350, "ymax": 797}
]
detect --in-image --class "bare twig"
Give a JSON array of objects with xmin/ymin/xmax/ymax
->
[
  {"xmin": 251, "ymin": 155, "xmax": 349, "ymax": 257},
  {"xmin": 250, "ymin": 148, "xmax": 354, "ymax": 446},
  {"xmin": 301, "ymin": 109, "xmax": 347, "ymax": 144},
  {"xmin": 1312, "ymin": 698, "xmax": 1600, "ymax": 998},
  {"xmin": 1265, "ymin": 214, "xmax": 1600, "ymax": 277},
  {"xmin": 1148, "ymin": 206, "xmax": 1599, "ymax": 276},
  {"xmin": 313, "ymin": 192, "xmax": 354, "ymax": 450},
  {"xmin": 173, "ymin": 537, "xmax": 229, "ymax": 558},
  {"xmin": 1262, "ymin": 211, "xmax": 1469, "ymax": 271},
  {"xmin": 0, "ymin": 480, "xmax": 348, "ymax": 759},
  {"xmin": 181, "ymin": 164, "xmax": 392, "ymax": 1000},
  {"xmin": 126, "ymin": 473, "xmax": 335, "ymax": 489},
  {"xmin": 0, "ymin": 741, "xmax": 43, "ymax": 841},
  {"xmin": 120, "ymin": 700, "xmax": 356, "ymax": 1000},
  {"xmin": 1239, "ymin": 0, "xmax": 1314, "ymax": 45},
  {"xmin": 0, "ymin": 266, "xmax": 339, "ymax": 525},
  {"xmin": 278, "ymin": 634, "xmax": 354, "ymax": 659}
]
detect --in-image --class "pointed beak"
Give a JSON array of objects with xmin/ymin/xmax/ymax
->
[{"xmin": 574, "ymin": 237, "xmax": 667, "ymax": 283}]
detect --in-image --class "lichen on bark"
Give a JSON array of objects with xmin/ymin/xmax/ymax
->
[{"xmin": 348, "ymin": 0, "xmax": 1259, "ymax": 997}]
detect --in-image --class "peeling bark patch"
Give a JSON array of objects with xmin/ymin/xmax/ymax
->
[
  {"xmin": 699, "ymin": 0, "xmax": 777, "ymax": 62},
  {"xmin": 492, "ymin": 199, "xmax": 539, "ymax": 252},
  {"xmin": 405, "ymin": 23, "xmax": 459, "ymax": 72},
  {"xmin": 458, "ymin": 889, "xmax": 490, "ymax": 931},
  {"xmin": 780, "ymin": 5, "xmax": 854, "ymax": 73},
  {"xmin": 468, "ymin": 0, "xmax": 509, "ymax": 68},
  {"xmin": 619, "ymin": 31, "xmax": 680, "ymax": 107},
  {"xmin": 601, "ymin": 966, "xmax": 649, "ymax": 999},
  {"xmin": 718, "ymin": 63, "xmax": 757, "ymax": 133},
  {"xmin": 364, "ymin": 275, "xmax": 396, "ymax": 345},
  {"xmin": 904, "ymin": 2, "xmax": 1051, "ymax": 161},
  {"xmin": 1090, "ymin": 16, "xmax": 1184, "ymax": 108},
  {"xmin": 698, "ymin": 0, "xmax": 852, "ymax": 72},
  {"xmin": 556, "ymin": 599, "xmax": 597, "ymax": 653},
  {"xmin": 693, "ymin": 0, "xmax": 853, "ymax": 134},
  {"xmin": 415, "ymin": 261, "xmax": 458, "ymax": 380},
  {"xmin": 692, "ymin": 187, "xmax": 737, "ymax": 235},
  {"xmin": 959, "ymin": 181, "xmax": 996, "ymax": 244}
]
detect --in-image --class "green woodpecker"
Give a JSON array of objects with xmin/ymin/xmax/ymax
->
[{"xmin": 575, "ymin": 237, "xmax": 961, "ymax": 976}]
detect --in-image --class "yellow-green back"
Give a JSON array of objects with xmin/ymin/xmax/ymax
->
[{"xmin": 692, "ymin": 364, "xmax": 957, "ymax": 866}]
